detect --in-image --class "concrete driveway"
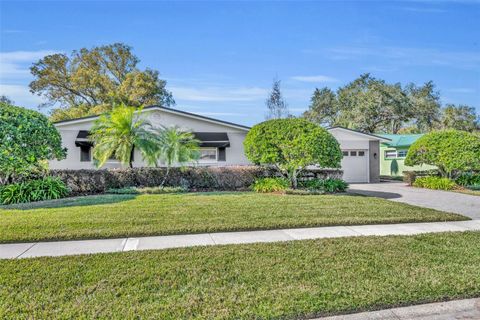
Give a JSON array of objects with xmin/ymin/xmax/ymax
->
[{"xmin": 348, "ymin": 181, "xmax": 480, "ymax": 219}]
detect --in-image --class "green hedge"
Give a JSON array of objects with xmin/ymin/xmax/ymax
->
[{"xmin": 50, "ymin": 167, "xmax": 343, "ymax": 195}]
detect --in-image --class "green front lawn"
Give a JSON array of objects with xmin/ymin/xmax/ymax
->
[
  {"xmin": 1, "ymin": 232, "xmax": 479, "ymax": 319},
  {"xmin": 0, "ymin": 192, "xmax": 466, "ymax": 243}
]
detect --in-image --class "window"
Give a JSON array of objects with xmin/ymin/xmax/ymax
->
[
  {"xmin": 80, "ymin": 146, "xmax": 91, "ymax": 162},
  {"xmin": 350, "ymin": 151, "xmax": 357, "ymax": 156},
  {"xmin": 358, "ymin": 151, "xmax": 365, "ymax": 157},
  {"xmin": 342, "ymin": 151, "xmax": 349, "ymax": 156},
  {"xmin": 385, "ymin": 150, "xmax": 397, "ymax": 159},
  {"xmin": 199, "ymin": 148, "xmax": 217, "ymax": 162},
  {"xmin": 397, "ymin": 150, "xmax": 408, "ymax": 158}
]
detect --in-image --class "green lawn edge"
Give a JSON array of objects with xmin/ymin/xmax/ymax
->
[
  {"xmin": 1, "ymin": 231, "xmax": 479, "ymax": 319},
  {"xmin": 0, "ymin": 192, "xmax": 468, "ymax": 244}
]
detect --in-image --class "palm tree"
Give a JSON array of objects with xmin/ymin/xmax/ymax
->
[
  {"xmin": 90, "ymin": 105, "xmax": 158, "ymax": 168},
  {"xmin": 154, "ymin": 126, "xmax": 200, "ymax": 186}
]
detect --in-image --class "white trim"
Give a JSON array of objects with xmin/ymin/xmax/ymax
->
[{"xmin": 54, "ymin": 106, "xmax": 250, "ymax": 131}]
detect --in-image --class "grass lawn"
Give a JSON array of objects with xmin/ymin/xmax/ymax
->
[
  {"xmin": 0, "ymin": 192, "xmax": 466, "ymax": 243},
  {"xmin": 1, "ymin": 232, "xmax": 479, "ymax": 319}
]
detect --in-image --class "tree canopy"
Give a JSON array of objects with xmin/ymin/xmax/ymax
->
[
  {"xmin": 439, "ymin": 104, "xmax": 479, "ymax": 132},
  {"xmin": 301, "ymin": 74, "xmax": 475, "ymax": 134},
  {"xmin": 29, "ymin": 43, "xmax": 174, "ymax": 122},
  {"xmin": 405, "ymin": 130, "xmax": 480, "ymax": 178},
  {"xmin": 244, "ymin": 118, "xmax": 342, "ymax": 187},
  {"xmin": 0, "ymin": 102, "xmax": 66, "ymax": 184}
]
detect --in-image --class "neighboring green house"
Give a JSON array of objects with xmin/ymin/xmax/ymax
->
[{"xmin": 378, "ymin": 134, "xmax": 436, "ymax": 177}]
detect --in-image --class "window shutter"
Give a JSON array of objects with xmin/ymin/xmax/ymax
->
[{"xmin": 218, "ymin": 147, "xmax": 226, "ymax": 161}]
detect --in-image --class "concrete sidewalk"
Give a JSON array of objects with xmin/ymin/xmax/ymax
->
[
  {"xmin": 316, "ymin": 298, "xmax": 480, "ymax": 320},
  {"xmin": 1, "ymin": 219, "xmax": 479, "ymax": 259}
]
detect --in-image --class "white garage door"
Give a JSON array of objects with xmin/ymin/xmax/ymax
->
[{"xmin": 341, "ymin": 150, "xmax": 368, "ymax": 183}]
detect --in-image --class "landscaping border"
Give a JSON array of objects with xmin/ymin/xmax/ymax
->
[{"xmin": 51, "ymin": 166, "xmax": 343, "ymax": 195}]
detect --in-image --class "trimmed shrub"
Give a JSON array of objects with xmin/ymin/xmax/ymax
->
[
  {"xmin": 412, "ymin": 176, "xmax": 456, "ymax": 191},
  {"xmin": 455, "ymin": 172, "xmax": 480, "ymax": 187},
  {"xmin": 403, "ymin": 170, "xmax": 439, "ymax": 186},
  {"xmin": 252, "ymin": 178, "xmax": 289, "ymax": 193},
  {"xmin": 244, "ymin": 118, "xmax": 342, "ymax": 188},
  {"xmin": 50, "ymin": 166, "xmax": 342, "ymax": 195},
  {"xmin": 0, "ymin": 103, "xmax": 66, "ymax": 185},
  {"xmin": 0, "ymin": 177, "xmax": 69, "ymax": 205},
  {"xmin": 405, "ymin": 130, "xmax": 480, "ymax": 178},
  {"xmin": 299, "ymin": 178, "xmax": 349, "ymax": 193},
  {"xmin": 106, "ymin": 186, "xmax": 187, "ymax": 194}
]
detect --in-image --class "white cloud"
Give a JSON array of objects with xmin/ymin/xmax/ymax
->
[
  {"xmin": 0, "ymin": 50, "xmax": 59, "ymax": 80},
  {"xmin": 0, "ymin": 84, "xmax": 45, "ymax": 108},
  {"xmin": 291, "ymin": 75, "xmax": 339, "ymax": 83},
  {"xmin": 170, "ymin": 86, "xmax": 268, "ymax": 102},
  {"xmin": 325, "ymin": 46, "xmax": 480, "ymax": 69}
]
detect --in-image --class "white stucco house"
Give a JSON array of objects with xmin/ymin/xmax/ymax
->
[{"xmin": 50, "ymin": 106, "xmax": 388, "ymax": 183}]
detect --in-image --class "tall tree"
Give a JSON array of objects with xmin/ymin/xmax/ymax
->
[
  {"xmin": 303, "ymin": 87, "xmax": 338, "ymax": 127},
  {"xmin": 439, "ymin": 104, "xmax": 479, "ymax": 132},
  {"xmin": 336, "ymin": 74, "xmax": 412, "ymax": 133},
  {"xmin": 29, "ymin": 43, "xmax": 174, "ymax": 121},
  {"xmin": 265, "ymin": 78, "xmax": 289, "ymax": 119},
  {"xmin": 405, "ymin": 81, "xmax": 441, "ymax": 132},
  {"xmin": 89, "ymin": 105, "xmax": 158, "ymax": 168}
]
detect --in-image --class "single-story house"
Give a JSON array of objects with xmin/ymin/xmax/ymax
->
[
  {"xmin": 50, "ymin": 106, "xmax": 388, "ymax": 183},
  {"xmin": 378, "ymin": 134, "xmax": 436, "ymax": 177}
]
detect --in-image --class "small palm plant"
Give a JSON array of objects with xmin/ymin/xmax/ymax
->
[
  {"xmin": 90, "ymin": 105, "xmax": 158, "ymax": 168},
  {"xmin": 154, "ymin": 126, "xmax": 200, "ymax": 186}
]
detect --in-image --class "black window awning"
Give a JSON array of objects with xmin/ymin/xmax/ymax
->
[
  {"xmin": 74, "ymin": 131, "xmax": 230, "ymax": 148},
  {"xmin": 75, "ymin": 130, "xmax": 93, "ymax": 147},
  {"xmin": 193, "ymin": 132, "xmax": 230, "ymax": 148}
]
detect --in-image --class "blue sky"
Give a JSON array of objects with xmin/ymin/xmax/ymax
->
[{"xmin": 1, "ymin": 0, "xmax": 479, "ymax": 126}]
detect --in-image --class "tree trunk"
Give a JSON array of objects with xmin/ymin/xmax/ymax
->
[
  {"xmin": 129, "ymin": 146, "xmax": 134, "ymax": 168},
  {"xmin": 289, "ymin": 169, "xmax": 298, "ymax": 189},
  {"xmin": 160, "ymin": 166, "xmax": 170, "ymax": 187}
]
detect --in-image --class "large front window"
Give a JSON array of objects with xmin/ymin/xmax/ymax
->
[{"xmin": 199, "ymin": 148, "xmax": 217, "ymax": 162}]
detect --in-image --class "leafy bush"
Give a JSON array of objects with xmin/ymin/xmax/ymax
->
[
  {"xmin": 0, "ymin": 177, "xmax": 69, "ymax": 205},
  {"xmin": 403, "ymin": 170, "xmax": 439, "ymax": 186},
  {"xmin": 412, "ymin": 176, "xmax": 456, "ymax": 191},
  {"xmin": 107, "ymin": 186, "xmax": 187, "ymax": 194},
  {"xmin": 405, "ymin": 130, "xmax": 480, "ymax": 178},
  {"xmin": 251, "ymin": 178, "xmax": 289, "ymax": 193},
  {"xmin": 299, "ymin": 178, "xmax": 348, "ymax": 193},
  {"xmin": 455, "ymin": 172, "xmax": 480, "ymax": 187},
  {"xmin": 323, "ymin": 178, "xmax": 349, "ymax": 193},
  {"xmin": 0, "ymin": 103, "xmax": 66, "ymax": 184},
  {"xmin": 244, "ymin": 118, "xmax": 342, "ymax": 188}
]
